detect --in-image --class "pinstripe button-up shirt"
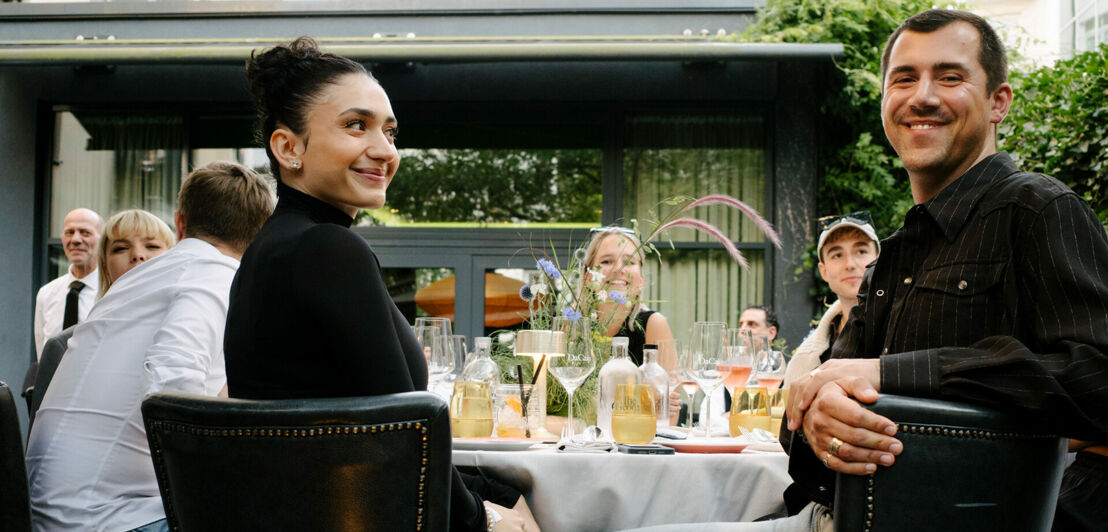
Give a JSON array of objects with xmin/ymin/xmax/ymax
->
[{"xmin": 787, "ymin": 152, "xmax": 1108, "ymax": 510}]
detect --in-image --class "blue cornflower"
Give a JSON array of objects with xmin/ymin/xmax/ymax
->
[
  {"xmin": 537, "ymin": 258, "xmax": 562, "ymax": 279},
  {"xmin": 608, "ymin": 290, "xmax": 628, "ymax": 305},
  {"xmin": 561, "ymin": 307, "xmax": 582, "ymax": 323},
  {"xmin": 519, "ymin": 285, "xmax": 534, "ymax": 302}
]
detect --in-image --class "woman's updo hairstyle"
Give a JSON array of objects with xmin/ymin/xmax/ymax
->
[{"xmin": 246, "ymin": 36, "xmax": 373, "ymax": 182}]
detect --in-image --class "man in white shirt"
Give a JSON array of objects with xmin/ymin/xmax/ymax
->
[
  {"xmin": 32, "ymin": 208, "xmax": 103, "ymax": 358},
  {"xmin": 26, "ymin": 161, "xmax": 274, "ymax": 532}
]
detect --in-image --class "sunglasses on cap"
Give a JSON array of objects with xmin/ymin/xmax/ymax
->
[
  {"xmin": 817, "ymin": 211, "xmax": 874, "ymax": 233},
  {"xmin": 589, "ymin": 226, "xmax": 636, "ymax": 236}
]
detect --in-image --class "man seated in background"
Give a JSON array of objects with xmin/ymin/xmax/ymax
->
[
  {"xmin": 27, "ymin": 161, "xmax": 274, "ymax": 532},
  {"xmin": 738, "ymin": 304, "xmax": 778, "ymax": 343},
  {"xmin": 784, "ymin": 212, "xmax": 880, "ymax": 387}
]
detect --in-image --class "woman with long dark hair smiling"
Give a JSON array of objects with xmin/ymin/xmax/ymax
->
[{"xmin": 223, "ymin": 37, "xmax": 538, "ymax": 532}]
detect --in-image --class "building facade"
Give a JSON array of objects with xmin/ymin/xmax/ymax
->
[{"xmin": 0, "ymin": 1, "xmax": 840, "ymax": 431}]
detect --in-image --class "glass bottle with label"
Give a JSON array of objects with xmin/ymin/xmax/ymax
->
[{"xmin": 596, "ymin": 336, "xmax": 640, "ymax": 439}]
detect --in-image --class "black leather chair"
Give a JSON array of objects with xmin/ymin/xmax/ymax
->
[
  {"xmin": 834, "ymin": 394, "xmax": 1067, "ymax": 532},
  {"xmin": 0, "ymin": 381, "xmax": 33, "ymax": 532},
  {"xmin": 142, "ymin": 391, "xmax": 453, "ymax": 532}
]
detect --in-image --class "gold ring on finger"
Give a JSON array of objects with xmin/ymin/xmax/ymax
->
[
  {"xmin": 828, "ymin": 437, "xmax": 843, "ymax": 456},
  {"xmin": 822, "ymin": 452, "xmax": 832, "ymax": 469}
]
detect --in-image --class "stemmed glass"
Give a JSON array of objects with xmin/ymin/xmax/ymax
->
[
  {"xmin": 547, "ymin": 316, "xmax": 595, "ymax": 442},
  {"xmin": 414, "ymin": 322, "xmax": 453, "ymax": 396},
  {"xmin": 657, "ymin": 338, "xmax": 690, "ymax": 428},
  {"xmin": 723, "ymin": 328, "xmax": 755, "ymax": 397},
  {"xmin": 754, "ymin": 337, "xmax": 785, "ymax": 391},
  {"xmin": 446, "ymin": 334, "xmax": 469, "ymax": 384},
  {"xmin": 685, "ymin": 322, "xmax": 730, "ymax": 438}
]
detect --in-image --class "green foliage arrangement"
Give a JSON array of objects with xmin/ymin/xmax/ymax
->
[
  {"xmin": 731, "ymin": 0, "xmax": 930, "ymax": 310},
  {"xmin": 1000, "ymin": 45, "xmax": 1108, "ymax": 227}
]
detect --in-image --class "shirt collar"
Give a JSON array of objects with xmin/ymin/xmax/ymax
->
[
  {"xmin": 68, "ymin": 264, "xmax": 100, "ymax": 289},
  {"xmin": 275, "ymin": 181, "xmax": 355, "ymax": 228},
  {"xmin": 921, "ymin": 152, "xmax": 1020, "ymax": 242}
]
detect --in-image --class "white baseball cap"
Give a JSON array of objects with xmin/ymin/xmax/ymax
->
[{"xmin": 817, "ymin": 211, "xmax": 880, "ymax": 259}]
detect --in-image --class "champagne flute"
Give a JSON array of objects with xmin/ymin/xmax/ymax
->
[
  {"xmin": 685, "ymin": 322, "xmax": 729, "ymax": 438},
  {"xmin": 547, "ymin": 316, "xmax": 595, "ymax": 442},
  {"xmin": 612, "ymin": 384, "xmax": 657, "ymax": 444}
]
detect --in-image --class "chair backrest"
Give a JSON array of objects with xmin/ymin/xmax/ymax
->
[
  {"xmin": 0, "ymin": 381, "xmax": 32, "ymax": 532},
  {"xmin": 834, "ymin": 394, "xmax": 1067, "ymax": 532},
  {"xmin": 142, "ymin": 391, "xmax": 453, "ymax": 532},
  {"xmin": 27, "ymin": 327, "xmax": 75, "ymax": 432}
]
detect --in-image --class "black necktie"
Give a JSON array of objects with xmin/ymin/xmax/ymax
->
[{"xmin": 62, "ymin": 280, "xmax": 86, "ymax": 329}]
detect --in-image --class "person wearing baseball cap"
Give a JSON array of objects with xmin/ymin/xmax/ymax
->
[{"xmin": 784, "ymin": 211, "xmax": 880, "ymax": 387}]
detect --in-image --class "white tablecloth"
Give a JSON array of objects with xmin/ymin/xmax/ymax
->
[{"xmin": 454, "ymin": 446, "xmax": 791, "ymax": 532}]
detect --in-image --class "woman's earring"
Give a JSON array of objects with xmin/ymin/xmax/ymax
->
[{"xmin": 289, "ymin": 160, "xmax": 302, "ymax": 170}]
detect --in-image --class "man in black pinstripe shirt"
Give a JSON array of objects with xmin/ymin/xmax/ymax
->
[{"xmin": 781, "ymin": 8, "xmax": 1108, "ymax": 523}]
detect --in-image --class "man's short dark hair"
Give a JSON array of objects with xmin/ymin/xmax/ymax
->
[
  {"xmin": 880, "ymin": 9, "xmax": 1008, "ymax": 93},
  {"xmin": 743, "ymin": 304, "xmax": 780, "ymax": 335},
  {"xmin": 178, "ymin": 161, "xmax": 274, "ymax": 252}
]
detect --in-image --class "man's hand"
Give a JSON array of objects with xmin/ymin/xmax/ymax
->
[
  {"xmin": 787, "ymin": 359, "xmax": 882, "ymax": 431},
  {"xmin": 801, "ymin": 376, "xmax": 902, "ymax": 475}
]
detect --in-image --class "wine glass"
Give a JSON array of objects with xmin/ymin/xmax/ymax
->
[
  {"xmin": 723, "ymin": 328, "xmax": 755, "ymax": 397},
  {"xmin": 685, "ymin": 322, "xmax": 729, "ymax": 438},
  {"xmin": 547, "ymin": 316, "xmax": 595, "ymax": 443},
  {"xmin": 414, "ymin": 325, "xmax": 453, "ymax": 396},
  {"xmin": 657, "ymin": 338, "xmax": 689, "ymax": 427},
  {"xmin": 415, "ymin": 317, "xmax": 452, "ymax": 337},
  {"xmin": 447, "ymin": 334, "xmax": 469, "ymax": 383},
  {"xmin": 755, "ymin": 338, "xmax": 785, "ymax": 391},
  {"xmin": 612, "ymin": 384, "xmax": 657, "ymax": 444}
]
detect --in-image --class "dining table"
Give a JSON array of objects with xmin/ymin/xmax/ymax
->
[{"xmin": 453, "ymin": 441, "xmax": 791, "ymax": 532}]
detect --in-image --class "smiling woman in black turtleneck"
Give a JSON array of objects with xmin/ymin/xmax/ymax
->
[{"xmin": 223, "ymin": 37, "xmax": 538, "ymax": 532}]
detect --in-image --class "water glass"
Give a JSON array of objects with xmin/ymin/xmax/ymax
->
[
  {"xmin": 729, "ymin": 386, "xmax": 770, "ymax": 437},
  {"xmin": 769, "ymin": 388, "xmax": 788, "ymax": 436},
  {"xmin": 450, "ymin": 381, "xmax": 494, "ymax": 438},
  {"xmin": 493, "ymin": 383, "xmax": 544, "ymax": 438},
  {"xmin": 612, "ymin": 383, "xmax": 657, "ymax": 444}
]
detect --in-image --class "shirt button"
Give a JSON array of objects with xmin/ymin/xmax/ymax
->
[
  {"xmin": 958, "ymin": 280, "xmax": 968, "ymax": 290},
  {"xmin": 882, "ymin": 347, "xmax": 889, "ymax": 355},
  {"xmin": 903, "ymin": 277, "xmax": 913, "ymax": 285}
]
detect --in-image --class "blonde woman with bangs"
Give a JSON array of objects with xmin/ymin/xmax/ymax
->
[
  {"xmin": 97, "ymin": 209, "xmax": 176, "ymax": 296},
  {"xmin": 27, "ymin": 209, "xmax": 175, "ymax": 431},
  {"xmin": 580, "ymin": 227, "xmax": 673, "ymax": 366}
]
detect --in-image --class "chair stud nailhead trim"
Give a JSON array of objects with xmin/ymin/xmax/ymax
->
[{"xmin": 148, "ymin": 416, "xmax": 436, "ymax": 531}]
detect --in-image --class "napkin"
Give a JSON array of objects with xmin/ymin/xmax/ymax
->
[
  {"xmin": 557, "ymin": 440, "xmax": 615, "ymax": 453},
  {"xmin": 556, "ymin": 425, "xmax": 615, "ymax": 453}
]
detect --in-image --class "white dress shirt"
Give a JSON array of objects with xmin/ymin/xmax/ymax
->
[
  {"xmin": 27, "ymin": 238, "xmax": 237, "ymax": 532},
  {"xmin": 33, "ymin": 266, "xmax": 99, "ymax": 358}
]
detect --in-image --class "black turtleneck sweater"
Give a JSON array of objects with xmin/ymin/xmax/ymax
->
[{"xmin": 224, "ymin": 183, "xmax": 491, "ymax": 531}]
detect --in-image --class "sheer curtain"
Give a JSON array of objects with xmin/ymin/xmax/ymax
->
[
  {"xmin": 50, "ymin": 112, "xmax": 184, "ymax": 235},
  {"xmin": 622, "ymin": 113, "xmax": 768, "ymax": 332}
]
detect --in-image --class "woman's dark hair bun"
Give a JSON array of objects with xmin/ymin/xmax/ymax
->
[{"xmin": 245, "ymin": 36, "xmax": 370, "ymax": 182}]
